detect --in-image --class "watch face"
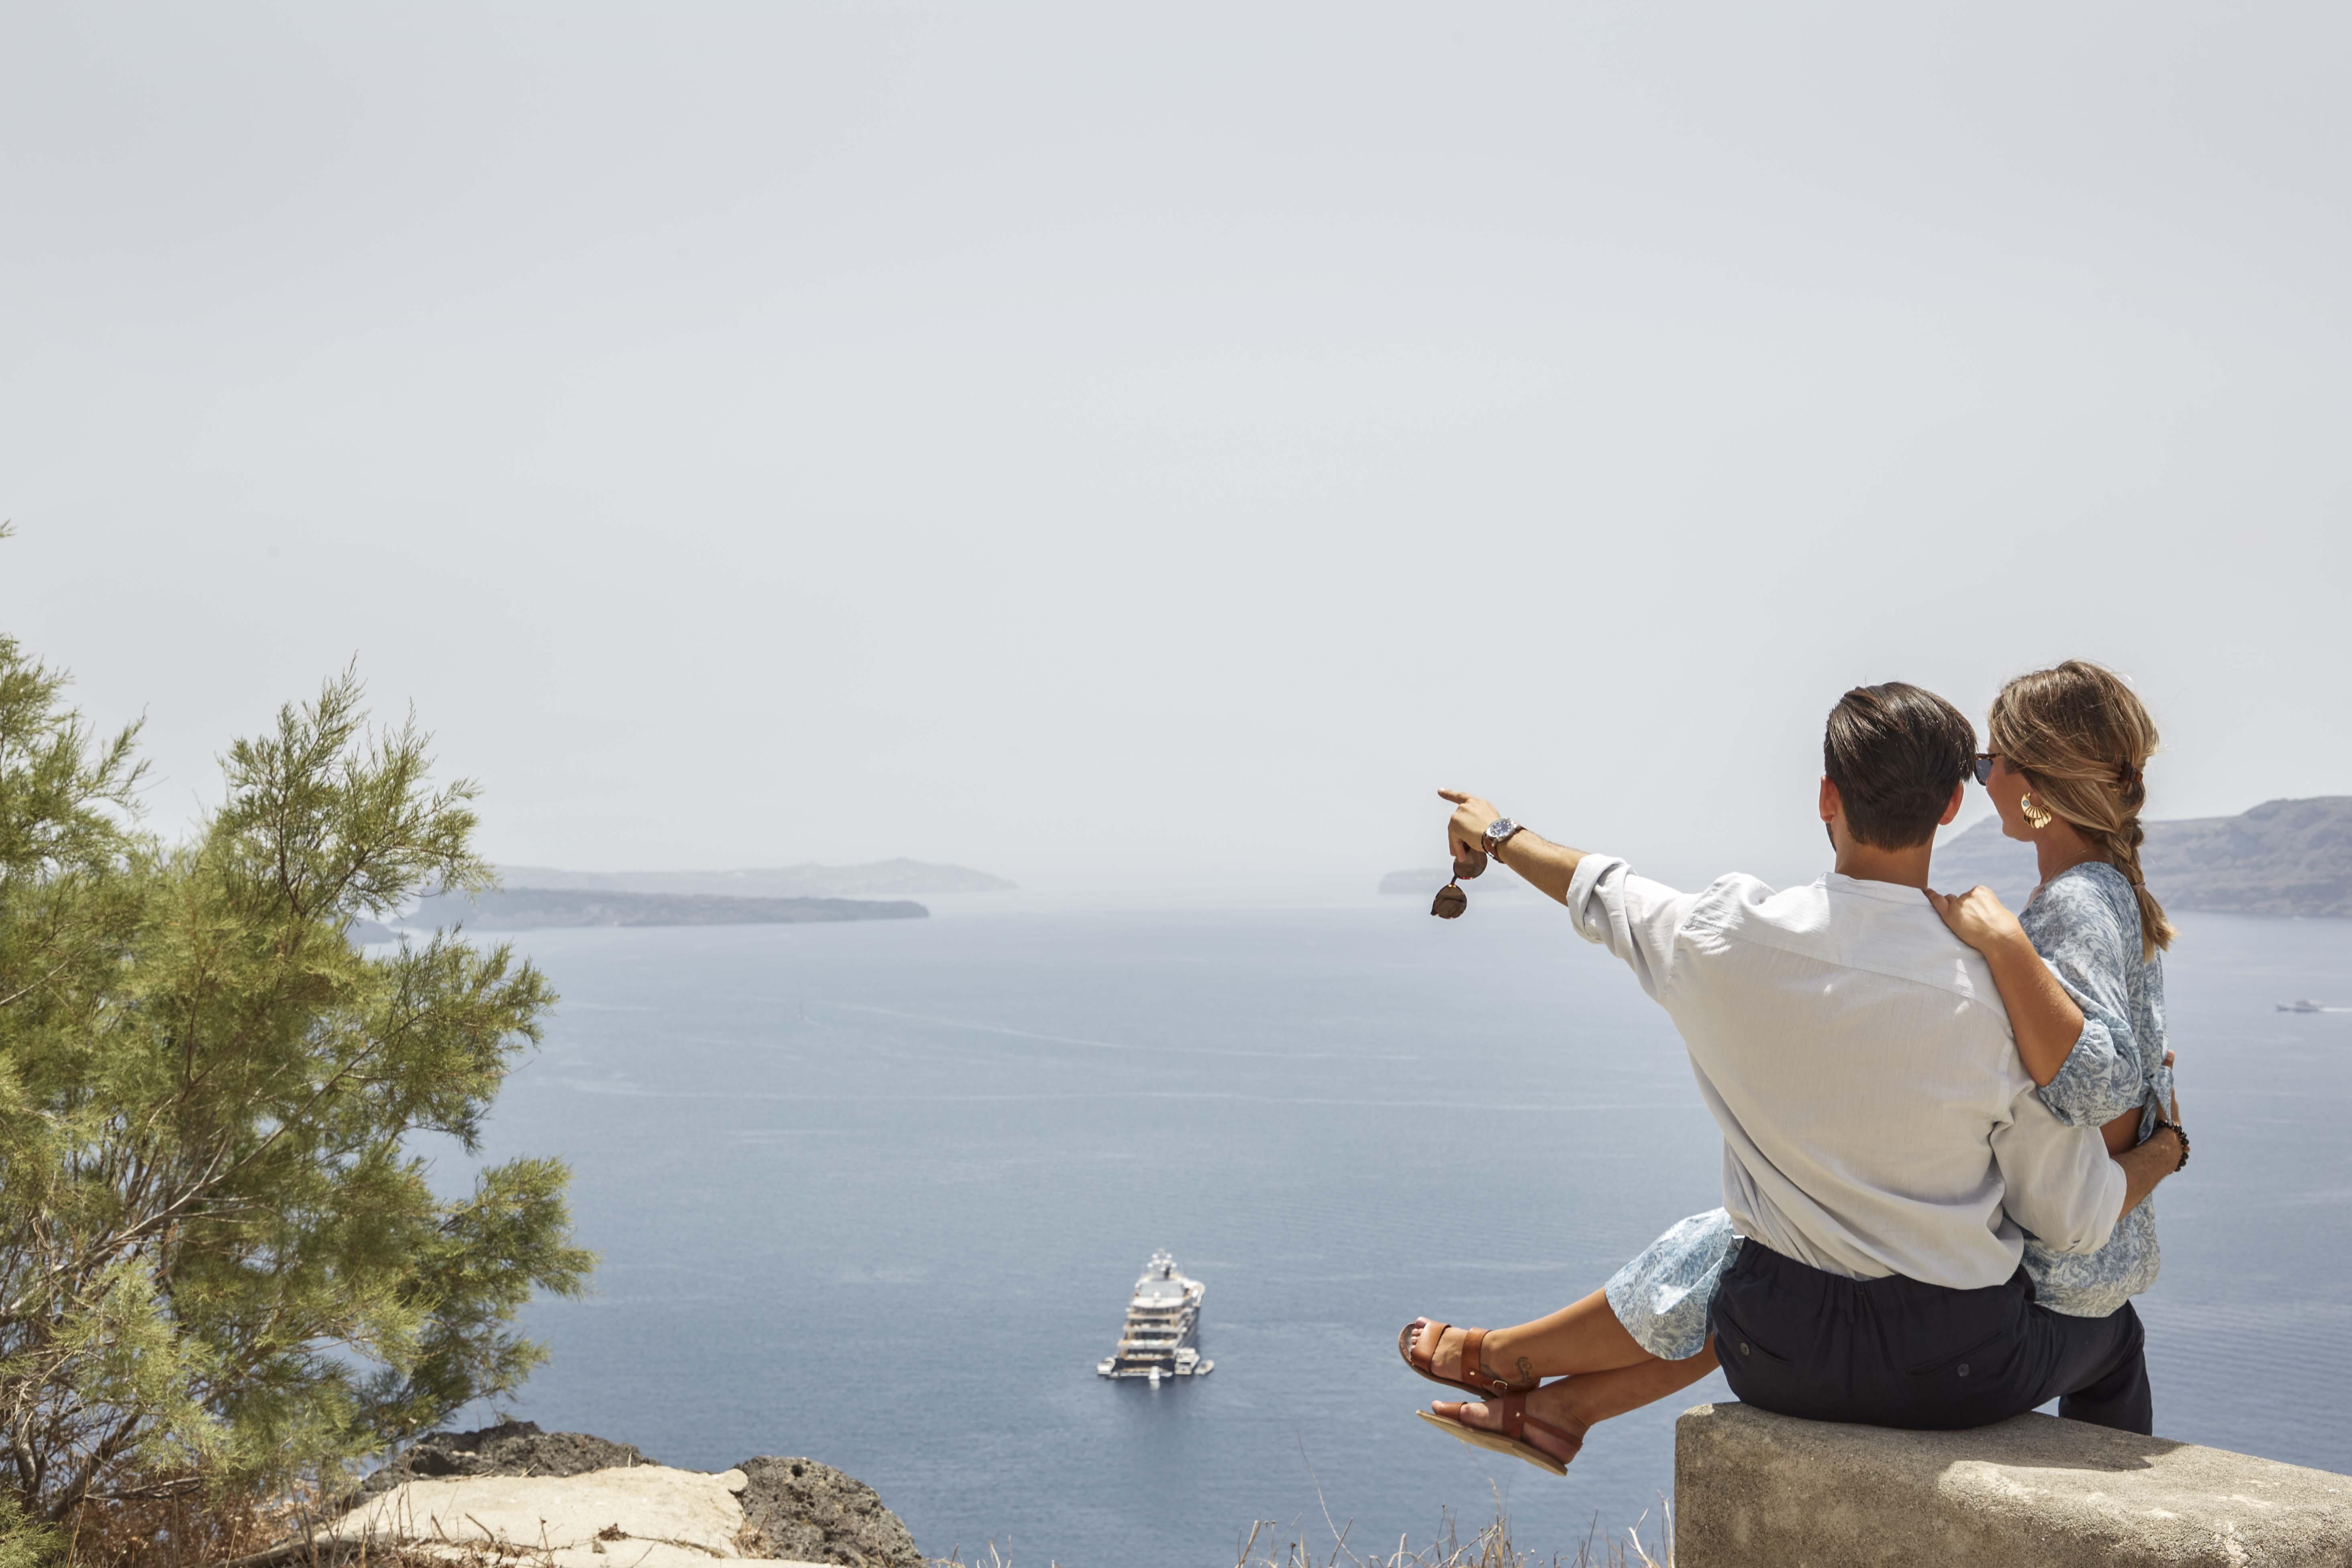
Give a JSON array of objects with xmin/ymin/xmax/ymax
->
[{"xmin": 1487, "ymin": 818, "xmax": 1515, "ymax": 842}]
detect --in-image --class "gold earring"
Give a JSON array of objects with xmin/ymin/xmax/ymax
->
[{"xmin": 2021, "ymin": 792, "xmax": 2054, "ymax": 830}]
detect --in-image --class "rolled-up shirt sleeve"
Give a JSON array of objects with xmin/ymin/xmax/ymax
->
[
  {"xmin": 1991, "ymin": 1081, "xmax": 2126, "ymax": 1256},
  {"xmin": 1563, "ymin": 854, "xmax": 1697, "ymax": 1003}
]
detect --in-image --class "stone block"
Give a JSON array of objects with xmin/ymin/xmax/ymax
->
[{"xmin": 1675, "ymin": 1401, "xmax": 2352, "ymax": 1567}]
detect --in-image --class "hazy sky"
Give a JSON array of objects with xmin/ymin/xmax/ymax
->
[{"xmin": 4, "ymin": 4, "xmax": 2345, "ymax": 891}]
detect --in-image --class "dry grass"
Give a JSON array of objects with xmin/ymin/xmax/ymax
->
[
  {"xmin": 59, "ymin": 1475, "xmax": 303, "ymax": 1568},
  {"xmin": 926, "ymin": 1489, "xmax": 1672, "ymax": 1568},
  {"xmin": 59, "ymin": 1478, "xmax": 563, "ymax": 1568},
  {"xmin": 1222, "ymin": 1489, "xmax": 1672, "ymax": 1568}
]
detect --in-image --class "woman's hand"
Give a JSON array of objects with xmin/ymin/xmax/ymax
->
[
  {"xmin": 1924, "ymin": 884, "xmax": 2030, "ymax": 957},
  {"xmin": 1438, "ymin": 789, "xmax": 1502, "ymax": 871}
]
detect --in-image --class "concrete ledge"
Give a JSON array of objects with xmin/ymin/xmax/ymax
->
[{"xmin": 1675, "ymin": 1402, "xmax": 2352, "ymax": 1567}]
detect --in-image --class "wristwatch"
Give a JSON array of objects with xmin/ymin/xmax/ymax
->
[{"xmin": 1483, "ymin": 818, "xmax": 1524, "ymax": 857}]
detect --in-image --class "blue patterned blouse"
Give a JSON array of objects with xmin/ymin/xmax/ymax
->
[
  {"xmin": 2015, "ymin": 860, "xmax": 2173, "ymax": 1317},
  {"xmin": 1603, "ymin": 860, "xmax": 2172, "ymax": 1359}
]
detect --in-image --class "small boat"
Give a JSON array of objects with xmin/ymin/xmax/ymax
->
[
  {"xmin": 1096, "ymin": 1250, "xmax": 1213, "ymax": 1380},
  {"xmin": 2277, "ymin": 999, "xmax": 2334, "ymax": 1013}
]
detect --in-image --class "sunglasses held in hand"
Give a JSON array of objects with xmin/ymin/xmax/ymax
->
[{"xmin": 1431, "ymin": 848, "xmax": 1487, "ymax": 918}]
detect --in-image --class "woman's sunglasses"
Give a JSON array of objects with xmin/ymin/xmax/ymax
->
[{"xmin": 1973, "ymin": 754, "xmax": 1999, "ymax": 786}]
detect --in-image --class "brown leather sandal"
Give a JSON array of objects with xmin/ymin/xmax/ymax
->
[
  {"xmin": 1415, "ymin": 1393, "xmax": 1586, "ymax": 1477},
  {"xmin": 1396, "ymin": 1319, "xmax": 1538, "ymax": 1399}
]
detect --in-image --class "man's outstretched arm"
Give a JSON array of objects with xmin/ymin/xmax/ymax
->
[
  {"xmin": 1440, "ymin": 790, "xmax": 1588, "ymax": 905},
  {"xmin": 1444, "ymin": 789, "xmax": 1698, "ymax": 1002}
]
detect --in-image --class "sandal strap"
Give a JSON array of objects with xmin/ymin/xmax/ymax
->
[
  {"xmin": 1404, "ymin": 1319, "xmax": 1527, "ymax": 1394},
  {"xmin": 1459, "ymin": 1327, "xmax": 1488, "ymax": 1389},
  {"xmin": 1491, "ymin": 1393, "xmax": 1583, "ymax": 1454}
]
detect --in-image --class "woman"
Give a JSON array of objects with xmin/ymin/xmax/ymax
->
[{"xmin": 1403, "ymin": 660, "xmax": 2180, "ymax": 1474}]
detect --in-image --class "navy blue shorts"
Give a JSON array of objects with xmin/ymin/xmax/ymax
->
[{"xmin": 1710, "ymin": 1239, "xmax": 2151, "ymax": 1434}]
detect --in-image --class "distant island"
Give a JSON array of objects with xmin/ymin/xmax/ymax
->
[
  {"xmin": 494, "ymin": 858, "xmax": 1013, "ymax": 898},
  {"xmin": 400, "ymin": 888, "xmax": 928, "ymax": 931},
  {"xmin": 1378, "ymin": 866, "xmax": 1545, "ymax": 898},
  {"xmin": 1934, "ymin": 795, "xmax": 2352, "ymax": 917}
]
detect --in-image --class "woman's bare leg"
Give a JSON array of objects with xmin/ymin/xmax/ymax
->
[
  {"xmin": 1549, "ymin": 1337, "xmax": 1720, "ymax": 1425},
  {"xmin": 1407, "ymin": 1289, "xmax": 1653, "ymax": 1388},
  {"xmin": 1485, "ymin": 1289, "xmax": 1657, "ymax": 1381},
  {"xmin": 1431, "ymin": 1338, "xmax": 1721, "ymax": 1466}
]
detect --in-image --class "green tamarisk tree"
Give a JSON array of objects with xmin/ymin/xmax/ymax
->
[{"xmin": 0, "ymin": 629, "xmax": 591, "ymax": 1535}]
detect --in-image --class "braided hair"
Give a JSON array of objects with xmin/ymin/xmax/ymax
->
[{"xmin": 1988, "ymin": 660, "xmax": 2175, "ymax": 961}]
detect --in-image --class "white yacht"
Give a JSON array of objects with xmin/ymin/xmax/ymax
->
[{"xmin": 1096, "ymin": 1250, "xmax": 1213, "ymax": 1380}]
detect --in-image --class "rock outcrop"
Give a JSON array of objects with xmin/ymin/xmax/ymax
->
[
  {"xmin": 732, "ymin": 1456, "xmax": 923, "ymax": 1568},
  {"xmin": 358, "ymin": 1419, "xmax": 655, "ymax": 1495}
]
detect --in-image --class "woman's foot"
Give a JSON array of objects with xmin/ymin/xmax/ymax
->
[
  {"xmin": 1399, "ymin": 1319, "xmax": 1536, "ymax": 1395},
  {"xmin": 1429, "ymin": 1385, "xmax": 1588, "ymax": 1469}
]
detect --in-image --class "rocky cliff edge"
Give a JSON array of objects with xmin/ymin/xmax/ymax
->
[{"xmin": 328, "ymin": 1423, "xmax": 921, "ymax": 1568}]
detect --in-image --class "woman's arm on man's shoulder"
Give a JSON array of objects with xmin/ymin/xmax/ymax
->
[
  {"xmin": 1928, "ymin": 877, "xmax": 2151, "ymax": 1152},
  {"xmin": 1925, "ymin": 884, "xmax": 2091, "ymax": 1087}
]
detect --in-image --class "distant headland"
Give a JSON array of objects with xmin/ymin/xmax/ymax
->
[
  {"xmin": 495, "ymin": 858, "xmax": 1015, "ymax": 898},
  {"xmin": 382, "ymin": 858, "xmax": 1014, "ymax": 934},
  {"xmin": 400, "ymin": 887, "xmax": 930, "ymax": 930}
]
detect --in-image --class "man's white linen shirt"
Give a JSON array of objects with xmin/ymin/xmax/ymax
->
[{"xmin": 1565, "ymin": 856, "xmax": 2126, "ymax": 1288}]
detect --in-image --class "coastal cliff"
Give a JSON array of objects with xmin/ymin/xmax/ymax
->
[
  {"xmin": 339, "ymin": 1422, "xmax": 921, "ymax": 1568},
  {"xmin": 1934, "ymin": 795, "xmax": 2352, "ymax": 916}
]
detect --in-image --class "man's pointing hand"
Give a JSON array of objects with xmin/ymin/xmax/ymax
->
[{"xmin": 1439, "ymin": 789, "xmax": 1500, "ymax": 874}]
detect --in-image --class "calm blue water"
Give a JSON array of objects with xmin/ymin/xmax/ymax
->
[{"xmin": 434, "ymin": 894, "xmax": 2352, "ymax": 1566}]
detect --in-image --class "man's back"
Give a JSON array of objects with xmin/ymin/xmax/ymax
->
[{"xmin": 1566, "ymin": 858, "xmax": 2124, "ymax": 1286}]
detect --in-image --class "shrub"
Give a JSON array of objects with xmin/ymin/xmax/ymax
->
[{"xmin": 0, "ymin": 631, "xmax": 591, "ymax": 1545}]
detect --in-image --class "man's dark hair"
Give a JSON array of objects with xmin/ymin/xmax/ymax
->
[{"xmin": 1823, "ymin": 683, "xmax": 1977, "ymax": 849}]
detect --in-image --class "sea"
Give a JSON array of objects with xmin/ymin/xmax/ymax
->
[{"xmin": 424, "ymin": 890, "xmax": 2352, "ymax": 1566}]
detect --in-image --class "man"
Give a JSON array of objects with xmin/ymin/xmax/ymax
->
[{"xmin": 1440, "ymin": 682, "xmax": 2182, "ymax": 1434}]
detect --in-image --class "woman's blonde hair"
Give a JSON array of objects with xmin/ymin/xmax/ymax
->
[{"xmin": 1988, "ymin": 660, "xmax": 2175, "ymax": 960}]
